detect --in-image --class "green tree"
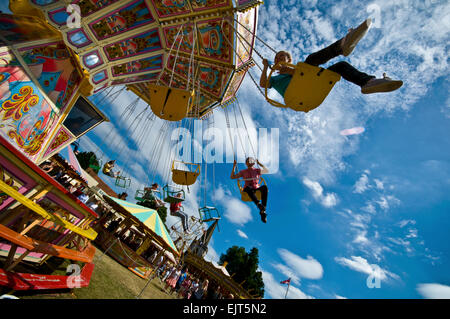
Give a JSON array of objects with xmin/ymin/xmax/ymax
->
[
  {"xmin": 219, "ymin": 246, "xmax": 265, "ymax": 298},
  {"xmin": 136, "ymin": 200, "xmax": 168, "ymax": 224},
  {"xmin": 76, "ymin": 151, "xmax": 101, "ymax": 173}
]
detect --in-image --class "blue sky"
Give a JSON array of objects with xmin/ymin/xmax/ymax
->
[{"xmin": 3, "ymin": 0, "xmax": 449, "ymax": 299}]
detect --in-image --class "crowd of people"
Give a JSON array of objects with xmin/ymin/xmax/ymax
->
[
  {"xmin": 155, "ymin": 263, "xmax": 235, "ymax": 300},
  {"xmin": 39, "ymin": 156, "xmax": 108, "ymax": 218}
]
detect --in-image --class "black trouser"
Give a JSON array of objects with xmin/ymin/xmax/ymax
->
[
  {"xmin": 244, "ymin": 185, "xmax": 268, "ymax": 209},
  {"xmin": 304, "ymin": 39, "xmax": 375, "ymax": 87}
]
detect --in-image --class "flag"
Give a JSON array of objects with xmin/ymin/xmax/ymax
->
[{"xmin": 280, "ymin": 278, "xmax": 291, "ymax": 285}]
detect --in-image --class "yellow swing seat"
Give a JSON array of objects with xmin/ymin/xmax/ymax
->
[
  {"xmin": 266, "ymin": 62, "xmax": 341, "ymax": 112},
  {"xmin": 148, "ymin": 83, "xmax": 195, "ymax": 122},
  {"xmin": 171, "ymin": 160, "xmax": 200, "ymax": 186},
  {"xmin": 237, "ymin": 177, "xmax": 267, "ymax": 202}
]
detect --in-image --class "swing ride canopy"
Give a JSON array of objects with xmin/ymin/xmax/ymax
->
[
  {"xmin": 103, "ymin": 195, "xmax": 179, "ymax": 256},
  {"xmin": 20, "ymin": 0, "xmax": 261, "ymax": 119}
]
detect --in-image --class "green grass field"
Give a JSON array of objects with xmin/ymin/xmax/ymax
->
[{"xmin": 2, "ymin": 248, "xmax": 180, "ymax": 299}]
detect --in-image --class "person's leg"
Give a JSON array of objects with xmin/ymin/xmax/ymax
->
[
  {"xmin": 257, "ymin": 185, "xmax": 268, "ymax": 208},
  {"xmin": 304, "ymin": 40, "xmax": 343, "ymax": 66},
  {"xmin": 243, "ymin": 186, "xmax": 261, "ymax": 208},
  {"xmin": 177, "ymin": 211, "xmax": 189, "ymax": 232},
  {"xmin": 305, "ymin": 19, "xmax": 372, "ymax": 66},
  {"xmin": 328, "ymin": 61, "xmax": 375, "ymax": 87}
]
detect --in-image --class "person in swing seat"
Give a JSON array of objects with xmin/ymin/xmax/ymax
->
[
  {"xmin": 170, "ymin": 193, "xmax": 190, "ymax": 232},
  {"xmin": 102, "ymin": 160, "xmax": 120, "ymax": 177},
  {"xmin": 260, "ymin": 18, "xmax": 403, "ymax": 99},
  {"xmin": 230, "ymin": 157, "xmax": 269, "ymax": 223},
  {"xmin": 143, "ymin": 183, "xmax": 165, "ymax": 208}
]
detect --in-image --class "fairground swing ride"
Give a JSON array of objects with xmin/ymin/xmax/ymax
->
[
  {"xmin": 0, "ymin": 0, "xmax": 265, "ymax": 291},
  {"xmin": 62, "ymin": 1, "xmax": 265, "ymax": 255}
]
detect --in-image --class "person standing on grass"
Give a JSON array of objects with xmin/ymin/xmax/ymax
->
[
  {"xmin": 193, "ymin": 279, "xmax": 209, "ymax": 300},
  {"xmin": 164, "ymin": 266, "xmax": 181, "ymax": 295}
]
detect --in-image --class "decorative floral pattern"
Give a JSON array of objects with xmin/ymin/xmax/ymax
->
[{"xmin": 1, "ymin": 86, "xmax": 39, "ymax": 121}]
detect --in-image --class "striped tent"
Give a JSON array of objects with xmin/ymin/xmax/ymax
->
[{"xmin": 104, "ymin": 196, "xmax": 178, "ymax": 256}]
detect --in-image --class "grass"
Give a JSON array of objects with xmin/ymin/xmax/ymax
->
[{"xmin": 2, "ymin": 248, "xmax": 181, "ymax": 299}]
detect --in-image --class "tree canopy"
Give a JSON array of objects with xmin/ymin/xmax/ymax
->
[
  {"xmin": 76, "ymin": 151, "xmax": 101, "ymax": 173},
  {"xmin": 219, "ymin": 246, "xmax": 264, "ymax": 298}
]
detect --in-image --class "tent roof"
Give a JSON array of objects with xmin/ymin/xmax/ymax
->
[{"xmin": 103, "ymin": 195, "xmax": 178, "ymax": 256}]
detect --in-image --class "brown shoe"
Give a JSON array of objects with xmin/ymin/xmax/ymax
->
[
  {"xmin": 341, "ymin": 19, "xmax": 372, "ymax": 57},
  {"xmin": 361, "ymin": 73, "xmax": 403, "ymax": 94}
]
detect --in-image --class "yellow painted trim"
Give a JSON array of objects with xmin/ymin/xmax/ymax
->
[{"xmin": 0, "ymin": 180, "xmax": 98, "ymax": 240}]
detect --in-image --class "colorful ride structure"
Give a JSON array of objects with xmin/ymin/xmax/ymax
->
[
  {"xmin": 0, "ymin": 135, "xmax": 98, "ymax": 290},
  {"xmin": 5, "ymin": 0, "xmax": 261, "ymax": 121},
  {"xmin": 0, "ymin": 0, "xmax": 262, "ymax": 290}
]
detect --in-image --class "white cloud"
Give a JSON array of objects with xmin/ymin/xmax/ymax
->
[
  {"xmin": 354, "ymin": 173, "xmax": 370, "ymax": 193},
  {"xmin": 302, "ymin": 177, "xmax": 338, "ymax": 208},
  {"xmin": 260, "ymin": 269, "xmax": 314, "ymax": 299},
  {"xmin": 406, "ymin": 228, "xmax": 418, "ymax": 239},
  {"xmin": 214, "ymin": 185, "xmax": 253, "ymax": 226},
  {"xmin": 236, "ymin": 229, "xmax": 248, "ymax": 239},
  {"xmin": 353, "ymin": 230, "xmax": 369, "ymax": 244},
  {"xmin": 254, "ymin": 0, "xmax": 450, "ymax": 184},
  {"xmin": 278, "ymin": 248, "xmax": 324, "ymax": 280},
  {"xmin": 362, "ymin": 202, "xmax": 376, "ymax": 214},
  {"xmin": 335, "ymin": 256, "xmax": 399, "ymax": 282},
  {"xmin": 223, "ymin": 198, "xmax": 253, "ymax": 225},
  {"xmin": 376, "ymin": 195, "xmax": 401, "ymax": 211},
  {"xmin": 374, "ymin": 179, "xmax": 384, "ymax": 190},
  {"xmin": 335, "ymin": 294, "xmax": 347, "ymax": 299},
  {"xmin": 417, "ymin": 283, "xmax": 450, "ymax": 299}
]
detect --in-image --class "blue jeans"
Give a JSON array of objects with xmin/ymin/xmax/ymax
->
[
  {"xmin": 304, "ymin": 39, "xmax": 375, "ymax": 87},
  {"xmin": 171, "ymin": 210, "xmax": 189, "ymax": 232}
]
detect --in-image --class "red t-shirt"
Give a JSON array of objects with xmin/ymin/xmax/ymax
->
[
  {"xmin": 239, "ymin": 167, "xmax": 261, "ymax": 189},
  {"xmin": 170, "ymin": 201, "xmax": 182, "ymax": 212}
]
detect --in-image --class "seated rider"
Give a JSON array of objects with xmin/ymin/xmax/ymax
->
[
  {"xmin": 260, "ymin": 19, "xmax": 403, "ymax": 101},
  {"xmin": 230, "ymin": 157, "xmax": 269, "ymax": 223},
  {"xmin": 143, "ymin": 183, "xmax": 165, "ymax": 208},
  {"xmin": 102, "ymin": 160, "xmax": 120, "ymax": 177},
  {"xmin": 170, "ymin": 193, "xmax": 190, "ymax": 233}
]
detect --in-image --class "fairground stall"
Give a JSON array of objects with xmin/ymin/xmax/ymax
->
[{"xmin": 94, "ymin": 195, "xmax": 178, "ymax": 279}]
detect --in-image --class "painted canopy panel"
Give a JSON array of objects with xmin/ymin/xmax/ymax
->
[{"xmin": 29, "ymin": 0, "xmax": 260, "ymax": 116}]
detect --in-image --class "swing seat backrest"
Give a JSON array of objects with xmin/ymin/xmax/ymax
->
[
  {"xmin": 115, "ymin": 176, "xmax": 131, "ymax": 188},
  {"xmin": 198, "ymin": 206, "xmax": 220, "ymax": 222},
  {"xmin": 163, "ymin": 185, "xmax": 185, "ymax": 204},
  {"xmin": 172, "ymin": 169, "xmax": 200, "ymax": 186},
  {"xmin": 237, "ymin": 177, "xmax": 266, "ymax": 202},
  {"xmin": 266, "ymin": 62, "xmax": 341, "ymax": 112},
  {"xmin": 148, "ymin": 84, "xmax": 194, "ymax": 122},
  {"xmin": 171, "ymin": 161, "xmax": 201, "ymax": 186}
]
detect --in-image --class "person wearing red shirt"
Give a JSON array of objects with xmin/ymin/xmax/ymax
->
[
  {"xmin": 231, "ymin": 157, "xmax": 269, "ymax": 223},
  {"xmin": 170, "ymin": 194, "xmax": 189, "ymax": 232}
]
